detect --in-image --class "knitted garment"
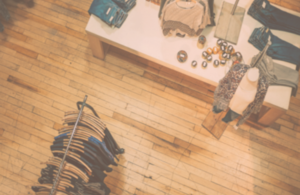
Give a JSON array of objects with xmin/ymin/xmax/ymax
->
[
  {"xmin": 161, "ymin": 0, "xmax": 209, "ymax": 37},
  {"xmin": 213, "ymin": 64, "xmax": 269, "ymax": 126}
]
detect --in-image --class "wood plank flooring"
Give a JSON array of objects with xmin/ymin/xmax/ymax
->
[
  {"xmin": 269, "ymin": 0, "xmax": 300, "ymax": 12},
  {"xmin": 1, "ymin": 0, "xmax": 300, "ymax": 194}
]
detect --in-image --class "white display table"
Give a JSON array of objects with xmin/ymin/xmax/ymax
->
[{"xmin": 85, "ymin": 0, "xmax": 300, "ymax": 126}]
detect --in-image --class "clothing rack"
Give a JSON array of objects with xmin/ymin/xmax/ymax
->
[{"xmin": 49, "ymin": 95, "xmax": 88, "ymax": 195}]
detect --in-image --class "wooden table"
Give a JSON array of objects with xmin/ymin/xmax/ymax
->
[{"xmin": 85, "ymin": 0, "xmax": 300, "ymax": 127}]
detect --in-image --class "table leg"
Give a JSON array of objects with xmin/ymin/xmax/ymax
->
[
  {"xmin": 87, "ymin": 33, "xmax": 106, "ymax": 60},
  {"xmin": 257, "ymin": 107, "xmax": 286, "ymax": 126}
]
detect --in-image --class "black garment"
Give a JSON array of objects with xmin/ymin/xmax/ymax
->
[
  {"xmin": 222, "ymin": 109, "xmax": 240, "ymax": 123},
  {"xmin": 207, "ymin": 0, "xmax": 215, "ymax": 26},
  {"xmin": 212, "ymin": 106, "xmax": 240, "ymax": 123},
  {"xmin": 212, "ymin": 105, "xmax": 223, "ymax": 114},
  {"xmin": 104, "ymin": 128, "xmax": 124, "ymax": 156}
]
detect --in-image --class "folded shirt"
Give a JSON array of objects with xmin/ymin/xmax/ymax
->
[
  {"xmin": 88, "ymin": 0, "xmax": 128, "ymax": 28},
  {"xmin": 161, "ymin": 0, "xmax": 211, "ymax": 37},
  {"xmin": 271, "ymin": 62, "xmax": 299, "ymax": 96},
  {"xmin": 112, "ymin": 0, "xmax": 136, "ymax": 12}
]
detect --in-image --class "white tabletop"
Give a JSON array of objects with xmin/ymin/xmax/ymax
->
[{"xmin": 86, "ymin": 0, "xmax": 300, "ymax": 110}]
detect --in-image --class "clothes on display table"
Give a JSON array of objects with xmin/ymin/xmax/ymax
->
[
  {"xmin": 213, "ymin": 64, "xmax": 269, "ymax": 127},
  {"xmin": 248, "ymin": 0, "xmax": 300, "ymax": 35},
  {"xmin": 160, "ymin": 0, "xmax": 213, "ymax": 37},
  {"xmin": 250, "ymin": 50, "xmax": 299, "ymax": 96},
  {"xmin": 249, "ymin": 26, "xmax": 300, "ymax": 70},
  {"xmin": 88, "ymin": 0, "xmax": 136, "ymax": 28},
  {"xmin": 32, "ymin": 109, "xmax": 124, "ymax": 195},
  {"xmin": 158, "ymin": 0, "xmax": 215, "ymax": 25}
]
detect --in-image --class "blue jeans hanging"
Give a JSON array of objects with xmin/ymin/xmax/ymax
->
[{"xmin": 248, "ymin": 26, "xmax": 300, "ymax": 70}]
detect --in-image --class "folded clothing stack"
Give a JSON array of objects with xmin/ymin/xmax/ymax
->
[
  {"xmin": 160, "ymin": 0, "xmax": 214, "ymax": 37},
  {"xmin": 88, "ymin": 0, "xmax": 136, "ymax": 28}
]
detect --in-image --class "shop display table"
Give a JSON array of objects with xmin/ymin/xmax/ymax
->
[{"xmin": 85, "ymin": 0, "xmax": 300, "ymax": 127}]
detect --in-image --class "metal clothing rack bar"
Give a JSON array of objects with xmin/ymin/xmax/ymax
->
[{"xmin": 49, "ymin": 95, "xmax": 88, "ymax": 195}]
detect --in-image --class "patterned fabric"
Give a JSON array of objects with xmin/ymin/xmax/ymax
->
[{"xmin": 213, "ymin": 64, "xmax": 269, "ymax": 126}]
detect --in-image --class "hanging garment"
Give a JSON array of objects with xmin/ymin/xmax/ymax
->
[
  {"xmin": 212, "ymin": 106, "xmax": 241, "ymax": 123},
  {"xmin": 213, "ymin": 64, "xmax": 269, "ymax": 126},
  {"xmin": 222, "ymin": 109, "xmax": 240, "ymax": 123},
  {"xmin": 272, "ymin": 62, "xmax": 299, "ymax": 96},
  {"xmin": 250, "ymin": 50, "xmax": 299, "ymax": 96},
  {"xmin": 248, "ymin": 0, "xmax": 300, "ymax": 35},
  {"xmin": 248, "ymin": 26, "xmax": 300, "ymax": 69},
  {"xmin": 33, "ymin": 104, "xmax": 124, "ymax": 195}
]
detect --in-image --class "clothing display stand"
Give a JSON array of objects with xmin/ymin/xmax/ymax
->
[
  {"xmin": 32, "ymin": 95, "xmax": 124, "ymax": 194},
  {"xmin": 49, "ymin": 95, "xmax": 88, "ymax": 195},
  {"xmin": 203, "ymin": 41, "xmax": 275, "ymax": 139},
  {"xmin": 214, "ymin": 0, "xmax": 245, "ymax": 45}
]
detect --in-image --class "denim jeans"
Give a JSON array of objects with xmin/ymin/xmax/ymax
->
[
  {"xmin": 88, "ymin": 0, "xmax": 128, "ymax": 28},
  {"xmin": 248, "ymin": 0, "xmax": 300, "ymax": 35},
  {"xmin": 248, "ymin": 26, "xmax": 300, "ymax": 70},
  {"xmin": 112, "ymin": 0, "xmax": 136, "ymax": 12}
]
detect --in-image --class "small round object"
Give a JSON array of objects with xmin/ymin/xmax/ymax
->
[
  {"xmin": 222, "ymin": 52, "xmax": 227, "ymax": 60},
  {"xmin": 226, "ymin": 53, "xmax": 231, "ymax": 59},
  {"xmin": 202, "ymin": 51, "xmax": 209, "ymax": 59},
  {"xmin": 206, "ymin": 55, "xmax": 213, "ymax": 62},
  {"xmin": 191, "ymin": 60, "xmax": 197, "ymax": 67},
  {"xmin": 212, "ymin": 46, "xmax": 219, "ymax": 54},
  {"xmin": 216, "ymin": 39, "xmax": 224, "ymax": 48},
  {"xmin": 220, "ymin": 59, "xmax": 227, "ymax": 65},
  {"xmin": 197, "ymin": 35, "xmax": 206, "ymax": 49},
  {"xmin": 232, "ymin": 52, "xmax": 243, "ymax": 62},
  {"xmin": 226, "ymin": 45, "xmax": 234, "ymax": 54},
  {"xmin": 222, "ymin": 41, "xmax": 228, "ymax": 47},
  {"xmin": 214, "ymin": 60, "xmax": 220, "ymax": 66},
  {"xmin": 177, "ymin": 50, "xmax": 187, "ymax": 63},
  {"xmin": 207, "ymin": 48, "xmax": 213, "ymax": 55},
  {"xmin": 220, "ymin": 45, "xmax": 226, "ymax": 52},
  {"xmin": 202, "ymin": 61, "xmax": 208, "ymax": 68},
  {"xmin": 219, "ymin": 52, "xmax": 224, "ymax": 60}
]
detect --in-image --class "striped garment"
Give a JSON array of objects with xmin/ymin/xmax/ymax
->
[{"xmin": 161, "ymin": 0, "xmax": 211, "ymax": 37}]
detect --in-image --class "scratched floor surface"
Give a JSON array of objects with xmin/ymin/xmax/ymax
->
[{"xmin": 1, "ymin": 0, "xmax": 300, "ymax": 194}]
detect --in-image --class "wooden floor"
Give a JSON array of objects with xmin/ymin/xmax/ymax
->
[{"xmin": 1, "ymin": 0, "xmax": 300, "ymax": 195}]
